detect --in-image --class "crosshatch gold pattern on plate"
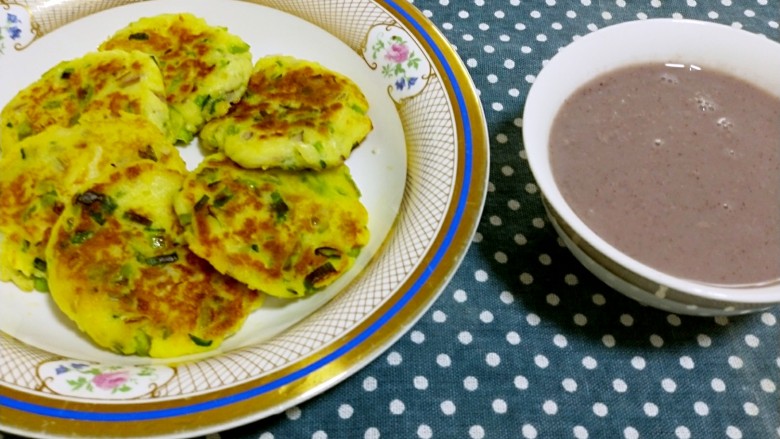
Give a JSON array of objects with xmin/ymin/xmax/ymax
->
[{"xmin": 0, "ymin": 0, "xmax": 488, "ymax": 435}]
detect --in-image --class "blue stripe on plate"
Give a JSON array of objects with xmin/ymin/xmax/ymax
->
[{"xmin": 0, "ymin": 0, "xmax": 475, "ymax": 422}]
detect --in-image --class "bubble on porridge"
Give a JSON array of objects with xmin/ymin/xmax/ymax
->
[
  {"xmin": 717, "ymin": 116, "xmax": 733, "ymax": 130},
  {"xmin": 694, "ymin": 93, "xmax": 717, "ymax": 112},
  {"xmin": 660, "ymin": 73, "xmax": 679, "ymax": 84}
]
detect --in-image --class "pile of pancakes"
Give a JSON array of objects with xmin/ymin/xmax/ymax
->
[{"xmin": 0, "ymin": 13, "xmax": 372, "ymax": 357}]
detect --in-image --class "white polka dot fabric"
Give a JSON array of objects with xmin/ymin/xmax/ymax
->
[{"xmin": 6, "ymin": 2, "xmax": 775, "ymax": 439}]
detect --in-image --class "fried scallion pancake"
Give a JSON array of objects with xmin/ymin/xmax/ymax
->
[
  {"xmin": 99, "ymin": 13, "xmax": 253, "ymax": 143},
  {"xmin": 46, "ymin": 161, "xmax": 263, "ymax": 357},
  {"xmin": 174, "ymin": 154, "xmax": 369, "ymax": 298},
  {"xmin": 0, "ymin": 117, "xmax": 185, "ymax": 292},
  {"xmin": 0, "ymin": 50, "xmax": 168, "ymax": 151},
  {"xmin": 199, "ymin": 55, "xmax": 373, "ymax": 170}
]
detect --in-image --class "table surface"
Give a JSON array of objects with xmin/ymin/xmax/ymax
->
[{"xmin": 5, "ymin": 1, "xmax": 780, "ymax": 439}]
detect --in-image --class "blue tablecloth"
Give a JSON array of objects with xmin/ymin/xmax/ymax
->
[{"xmin": 6, "ymin": 1, "xmax": 779, "ymax": 438}]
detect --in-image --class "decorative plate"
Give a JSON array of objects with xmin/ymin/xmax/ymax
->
[{"xmin": 0, "ymin": 0, "xmax": 488, "ymax": 437}]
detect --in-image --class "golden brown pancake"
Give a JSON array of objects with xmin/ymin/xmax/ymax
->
[
  {"xmin": 0, "ymin": 116, "xmax": 185, "ymax": 291},
  {"xmin": 199, "ymin": 55, "xmax": 372, "ymax": 170},
  {"xmin": 0, "ymin": 50, "xmax": 168, "ymax": 151},
  {"xmin": 46, "ymin": 161, "xmax": 263, "ymax": 357},
  {"xmin": 174, "ymin": 153, "xmax": 370, "ymax": 298},
  {"xmin": 100, "ymin": 13, "xmax": 253, "ymax": 143}
]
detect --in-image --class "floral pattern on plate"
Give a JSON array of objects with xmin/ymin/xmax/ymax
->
[
  {"xmin": 37, "ymin": 360, "xmax": 176, "ymax": 400},
  {"xmin": 364, "ymin": 24, "xmax": 431, "ymax": 102},
  {"xmin": 0, "ymin": 3, "xmax": 36, "ymax": 56}
]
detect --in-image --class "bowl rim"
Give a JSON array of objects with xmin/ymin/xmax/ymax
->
[{"xmin": 523, "ymin": 17, "xmax": 780, "ymax": 305}]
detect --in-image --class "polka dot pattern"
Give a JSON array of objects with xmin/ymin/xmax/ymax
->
[{"xmin": 31, "ymin": 2, "xmax": 766, "ymax": 439}]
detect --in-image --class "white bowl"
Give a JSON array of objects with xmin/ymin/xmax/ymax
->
[{"xmin": 523, "ymin": 18, "xmax": 780, "ymax": 316}]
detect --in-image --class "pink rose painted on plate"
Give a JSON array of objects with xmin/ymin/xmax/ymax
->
[
  {"xmin": 364, "ymin": 25, "xmax": 430, "ymax": 101},
  {"xmin": 384, "ymin": 42, "xmax": 409, "ymax": 63},
  {"xmin": 37, "ymin": 360, "xmax": 175, "ymax": 400},
  {"xmin": 93, "ymin": 371, "xmax": 130, "ymax": 390}
]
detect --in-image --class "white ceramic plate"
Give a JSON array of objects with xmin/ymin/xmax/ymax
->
[{"xmin": 0, "ymin": 1, "xmax": 489, "ymax": 437}]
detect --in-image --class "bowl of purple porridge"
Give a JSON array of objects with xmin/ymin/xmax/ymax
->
[{"xmin": 523, "ymin": 18, "xmax": 780, "ymax": 316}]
